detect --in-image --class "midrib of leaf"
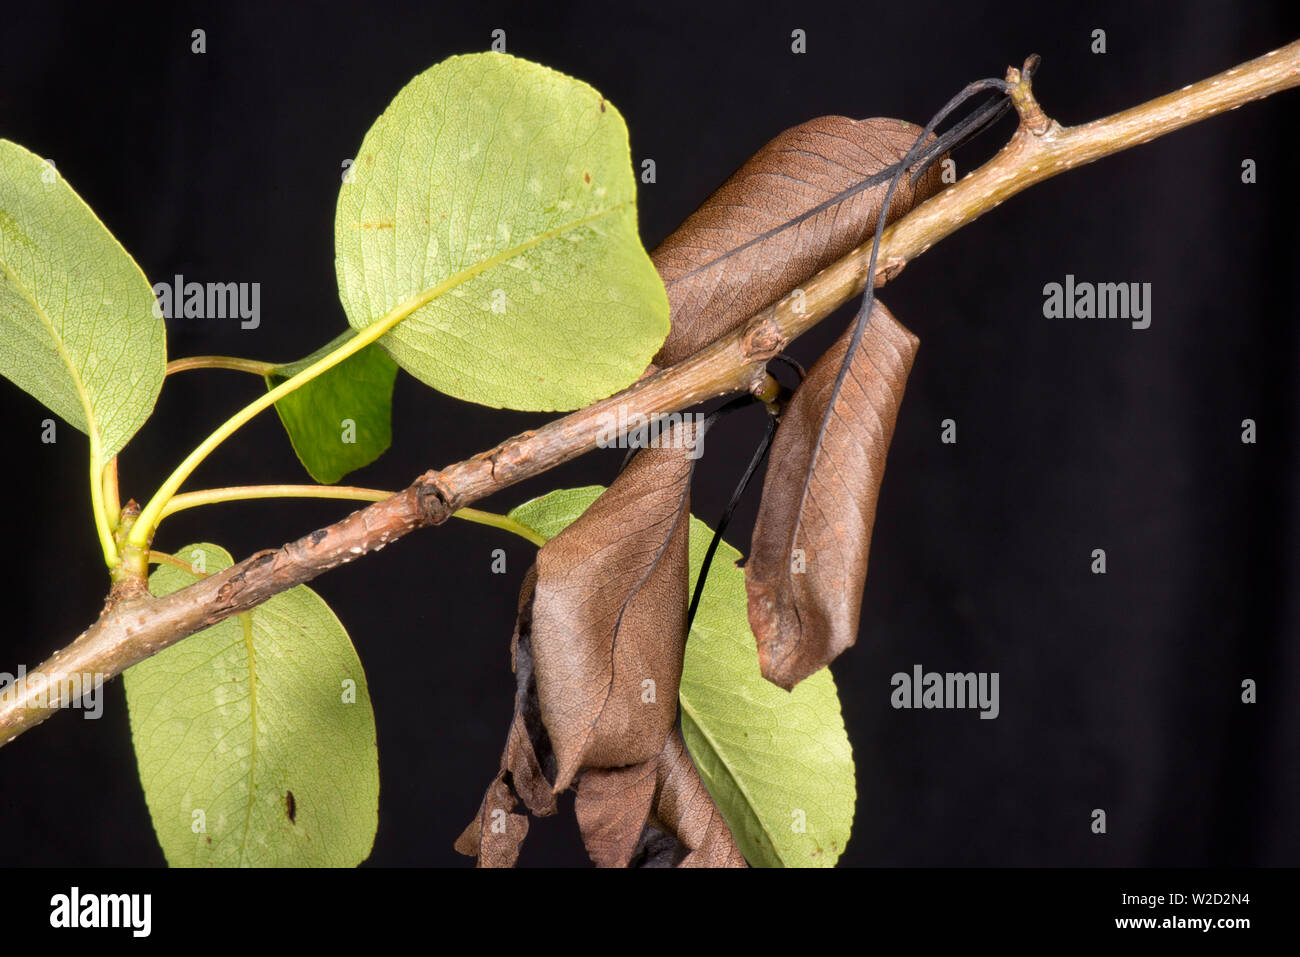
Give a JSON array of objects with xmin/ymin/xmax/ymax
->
[
  {"xmin": 678, "ymin": 686, "xmax": 783, "ymax": 865},
  {"xmin": 236, "ymin": 611, "xmax": 259, "ymax": 867},
  {"xmin": 664, "ymin": 162, "xmax": 901, "ymax": 289},
  {"xmin": 358, "ymin": 199, "xmax": 631, "ymax": 329}
]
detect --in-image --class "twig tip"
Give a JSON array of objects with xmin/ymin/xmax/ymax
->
[{"xmin": 1007, "ymin": 55, "xmax": 1052, "ymax": 135}]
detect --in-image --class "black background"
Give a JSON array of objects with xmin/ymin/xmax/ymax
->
[{"xmin": 0, "ymin": 0, "xmax": 1296, "ymax": 869}]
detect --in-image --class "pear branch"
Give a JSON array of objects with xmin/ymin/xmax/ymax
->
[{"xmin": 3, "ymin": 39, "xmax": 1297, "ymax": 748}]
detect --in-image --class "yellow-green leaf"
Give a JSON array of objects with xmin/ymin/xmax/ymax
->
[
  {"xmin": 0, "ymin": 139, "xmax": 165, "ymax": 463},
  {"xmin": 125, "ymin": 544, "xmax": 379, "ymax": 867},
  {"xmin": 335, "ymin": 52, "xmax": 668, "ymax": 411}
]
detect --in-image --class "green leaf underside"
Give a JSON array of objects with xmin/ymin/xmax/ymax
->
[
  {"xmin": 267, "ymin": 329, "xmax": 399, "ymax": 484},
  {"xmin": 335, "ymin": 52, "xmax": 668, "ymax": 412},
  {"xmin": 126, "ymin": 544, "xmax": 379, "ymax": 867},
  {"xmin": 0, "ymin": 139, "xmax": 165, "ymax": 462},
  {"xmin": 510, "ymin": 487, "xmax": 855, "ymax": 867}
]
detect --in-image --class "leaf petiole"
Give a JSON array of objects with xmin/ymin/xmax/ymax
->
[
  {"xmin": 129, "ymin": 286, "xmax": 444, "ymax": 549},
  {"xmin": 165, "ymin": 355, "xmax": 277, "ymax": 377},
  {"xmin": 156, "ymin": 483, "xmax": 547, "ymax": 547},
  {"xmin": 453, "ymin": 506, "xmax": 548, "ymax": 547},
  {"xmin": 146, "ymin": 550, "xmax": 208, "ymax": 576},
  {"xmin": 101, "ymin": 457, "xmax": 121, "ymax": 532},
  {"xmin": 89, "ymin": 435, "xmax": 118, "ymax": 568},
  {"xmin": 159, "ymin": 483, "xmax": 393, "ymax": 519}
]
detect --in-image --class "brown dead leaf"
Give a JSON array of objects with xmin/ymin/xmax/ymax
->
[
  {"xmin": 453, "ymin": 773, "xmax": 530, "ymax": 867},
  {"xmin": 652, "ymin": 116, "xmax": 945, "ymax": 366},
  {"xmin": 531, "ymin": 419, "xmax": 699, "ymax": 790},
  {"xmin": 745, "ymin": 299, "xmax": 919, "ymax": 690},
  {"xmin": 575, "ymin": 726, "xmax": 746, "ymax": 868},
  {"xmin": 455, "ymin": 566, "xmax": 557, "ymax": 866}
]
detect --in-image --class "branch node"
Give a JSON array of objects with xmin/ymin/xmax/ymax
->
[
  {"xmin": 415, "ymin": 475, "xmax": 455, "ymax": 525},
  {"xmin": 1007, "ymin": 56, "xmax": 1052, "ymax": 135},
  {"xmin": 103, "ymin": 577, "xmax": 151, "ymax": 611},
  {"xmin": 741, "ymin": 313, "xmax": 785, "ymax": 362},
  {"xmin": 215, "ymin": 549, "xmax": 278, "ymax": 601},
  {"xmin": 878, "ymin": 256, "xmax": 907, "ymax": 284}
]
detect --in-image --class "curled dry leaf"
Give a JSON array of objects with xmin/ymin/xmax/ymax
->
[
  {"xmin": 745, "ymin": 300, "xmax": 919, "ymax": 690},
  {"xmin": 530, "ymin": 419, "xmax": 699, "ymax": 790},
  {"xmin": 651, "ymin": 116, "xmax": 945, "ymax": 366},
  {"xmin": 453, "ymin": 774, "xmax": 530, "ymax": 868},
  {"xmin": 455, "ymin": 566, "xmax": 557, "ymax": 867},
  {"xmin": 462, "ymin": 112, "xmax": 945, "ymax": 865},
  {"xmin": 575, "ymin": 726, "xmax": 746, "ymax": 868}
]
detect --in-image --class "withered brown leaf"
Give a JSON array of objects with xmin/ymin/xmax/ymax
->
[
  {"xmin": 455, "ymin": 566, "xmax": 557, "ymax": 867},
  {"xmin": 651, "ymin": 116, "xmax": 945, "ymax": 367},
  {"xmin": 745, "ymin": 300, "xmax": 919, "ymax": 690},
  {"xmin": 453, "ymin": 773, "xmax": 530, "ymax": 868},
  {"xmin": 575, "ymin": 726, "xmax": 746, "ymax": 868},
  {"xmin": 530, "ymin": 419, "xmax": 699, "ymax": 791}
]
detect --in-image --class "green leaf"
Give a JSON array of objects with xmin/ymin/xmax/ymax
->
[
  {"xmin": 679, "ymin": 513, "xmax": 855, "ymax": 867},
  {"xmin": 335, "ymin": 52, "xmax": 668, "ymax": 412},
  {"xmin": 509, "ymin": 486, "xmax": 609, "ymax": 541},
  {"xmin": 510, "ymin": 487, "xmax": 856, "ymax": 867},
  {"xmin": 0, "ymin": 140, "xmax": 166, "ymax": 463},
  {"xmin": 266, "ymin": 329, "xmax": 399, "ymax": 484},
  {"xmin": 125, "ymin": 543, "xmax": 379, "ymax": 867}
]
